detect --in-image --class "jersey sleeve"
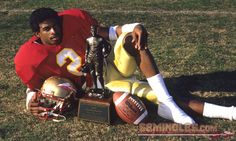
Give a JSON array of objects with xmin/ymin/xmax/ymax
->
[
  {"xmin": 59, "ymin": 9, "xmax": 98, "ymax": 41},
  {"xmin": 14, "ymin": 38, "xmax": 49, "ymax": 90},
  {"xmin": 59, "ymin": 8, "xmax": 98, "ymax": 25}
]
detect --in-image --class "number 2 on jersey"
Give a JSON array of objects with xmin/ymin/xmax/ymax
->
[{"xmin": 56, "ymin": 48, "xmax": 83, "ymax": 76}]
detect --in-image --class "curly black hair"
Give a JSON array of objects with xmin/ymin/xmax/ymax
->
[{"xmin": 29, "ymin": 8, "xmax": 60, "ymax": 32}]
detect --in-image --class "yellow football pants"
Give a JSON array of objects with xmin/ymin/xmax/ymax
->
[{"xmin": 104, "ymin": 32, "xmax": 159, "ymax": 104}]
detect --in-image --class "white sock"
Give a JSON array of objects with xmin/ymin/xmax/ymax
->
[
  {"xmin": 146, "ymin": 74, "xmax": 172, "ymax": 102},
  {"xmin": 203, "ymin": 102, "xmax": 236, "ymax": 120},
  {"xmin": 147, "ymin": 74, "xmax": 195, "ymax": 124}
]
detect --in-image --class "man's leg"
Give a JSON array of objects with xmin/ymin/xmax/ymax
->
[
  {"xmin": 180, "ymin": 99, "xmax": 236, "ymax": 121},
  {"xmin": 106, "ymin": 33, "xmax": 236, "ymax": 123},
  {"xmin": 122, "ymin": 34, "xmax": 195, "ymax": 124}
]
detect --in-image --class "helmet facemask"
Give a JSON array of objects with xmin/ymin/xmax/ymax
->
[{"xmin": 38, "ymin": 76, "xmax": 77, "ymax": 122}]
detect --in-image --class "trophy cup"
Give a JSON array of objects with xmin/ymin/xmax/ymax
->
[{"xmin": 78, "ymin": 25, "xmax": 115, "ymax": 124}]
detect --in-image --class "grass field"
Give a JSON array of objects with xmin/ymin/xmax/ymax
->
[{"xmin": 1, "ymin": 0, "xmax": 236, "ymax": 140}]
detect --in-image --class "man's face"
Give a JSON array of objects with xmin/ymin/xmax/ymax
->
[{"xmin": 36, "ymin": 18, "xmax": 62, "ymax": 45}]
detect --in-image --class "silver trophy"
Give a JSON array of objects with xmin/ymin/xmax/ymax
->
[{"xmin": 81, "ymin": 25, "xmax": 111, "ymax": 98}]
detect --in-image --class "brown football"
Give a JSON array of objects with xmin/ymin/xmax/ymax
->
[{"xmin": 113, "ymin": 92, "xmax": 148, "ymax": 124}]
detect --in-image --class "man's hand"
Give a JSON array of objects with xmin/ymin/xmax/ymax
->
[
  {"xmin": 26, "ymin": 91, "xmax": 46, "ymax": 119},
  {"xmin": 132, "ymin": 24, "xmax": 148, "ymax": 50}
]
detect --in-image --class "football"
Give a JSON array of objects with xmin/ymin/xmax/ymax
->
[{"xmin": 113, "ymin": 92, "xmax": 148, "ymax": 124}]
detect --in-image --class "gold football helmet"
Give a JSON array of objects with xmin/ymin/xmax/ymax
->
[{"xmin": 38, "ymin": 76, "xmax": 77, "ymax": 122}]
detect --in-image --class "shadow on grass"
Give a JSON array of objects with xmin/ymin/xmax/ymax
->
[
  {"xmin": 163, "ymin": 70, "xmax": 236, "ymax": 123},
  {"xmin": 165, "ymin": 70, "xmax": 236, "ymax": 104},
  {"xmin": 0, "ymin": 128, "xmax": 5, "ymax": 140},
  {"xmin": 139, "ymin": 70, "xmax": 236, "ymax": 124}
]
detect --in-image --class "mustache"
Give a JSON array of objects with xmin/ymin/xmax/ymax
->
[{"xmin": 50, "ymin": 34, "xmax": 61, "ymax": 39}]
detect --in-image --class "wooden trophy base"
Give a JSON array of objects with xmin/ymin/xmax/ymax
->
[{"xmin": 78, "ymin": 93, "xmax": 115, "ymax": 124}]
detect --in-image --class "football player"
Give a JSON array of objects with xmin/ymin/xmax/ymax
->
[{"xmin": 14, "ymin": 8, "xmax": 236, "ymax": 124}]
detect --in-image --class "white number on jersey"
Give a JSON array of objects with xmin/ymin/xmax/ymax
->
[{"xmin": 56, "ymin": 48, "xmax": 83, "ymax": 76}]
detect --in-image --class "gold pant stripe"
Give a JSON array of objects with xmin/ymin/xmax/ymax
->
[{"xmin": 104, "ymin": 32, "xmax": 159, "ymax": 104}]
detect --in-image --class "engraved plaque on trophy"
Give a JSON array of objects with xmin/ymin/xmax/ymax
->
[{"xmin": 78, "ymin": 92, "xmax": 115, "ymax": 124}]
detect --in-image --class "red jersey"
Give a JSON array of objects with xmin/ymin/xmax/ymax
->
[{"xmin": 14, "ymin": 9, "xmax": 98, "ymax": 90}]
